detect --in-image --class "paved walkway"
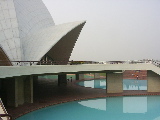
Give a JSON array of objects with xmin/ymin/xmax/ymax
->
[{"xmin": 6, "ymin": 79, "xmax": 160, "ymax": 119}]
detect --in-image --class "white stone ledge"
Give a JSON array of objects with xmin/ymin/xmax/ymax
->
[{"xmin": 0, "ymin": 63, "xmax": 159, "ymax": 78}]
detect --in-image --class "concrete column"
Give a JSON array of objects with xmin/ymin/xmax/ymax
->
[
  {"xmin": 24, "ymin": 76, "xmax": 33, "ymax": 103},
  {"xmin": 58, "ymin": 74, "xmax": 67, "ymax": 86},
  {"xmin": 76, "ymin": 73, "xmax": 84, "ymax": 80},
  {"xmin": 94, "ymin": 73, "xmax": 100, "ymax": 79},
  {"xmin": 76, "ymin": 73, "xmax": 79, "ymax": 80},
  {"xmin": 7, "ymin": 78, "xmax": 18, "ymax": 107},
  {"xmin": 106, "ymin": 73, "xmax": 123, "ymax": 93},
  {"xmin": 0, "ymin": 79, "xmax": 7, "ymax": 106},
  {"xmin": 33, "ymin": 76, "xmax": 38, "ymax": 83},
  {"xmin": 33, "ymin": 76, "xmax": 38, "ymax": 90},
  {"xmin": 6, "ymin": 76, "xmax": 34, "ymax": 107},
  {"xmin": 147, "ymin": 70, "xmax": 160, "ymax": 92},
  {"xmin": 17, "ymin": 77, "xmax": 24, "ymax": 105},
  {"xmin": 106, "ymin": 73, "xmax": 108, "ymax": 93}
]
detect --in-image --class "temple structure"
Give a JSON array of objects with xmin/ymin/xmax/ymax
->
[{"xmin": 0, "ymin": 0, "xmax": 86, "ymax": 66}]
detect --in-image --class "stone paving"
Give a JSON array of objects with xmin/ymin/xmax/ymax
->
[{"xmin": 6, "ymin": 79, "xmax": 160, "ymax": 119}]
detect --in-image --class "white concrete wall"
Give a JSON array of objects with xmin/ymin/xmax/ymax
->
[
  {"xmin": 0, "ymin": 0, "xmax": 21, "ymax": 62},
  {"xmin": 147, "ymin": 71, "xmax": 160, "ymax": 92},
  {"xmin": 107, "ymin": 73, "xmax": 123, "ymax": 93},
  {"xmin": 0, "ymin": 63, "xmax": 158, "ymax": 78}
]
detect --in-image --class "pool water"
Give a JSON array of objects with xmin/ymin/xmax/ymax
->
[
  {"xmin": 16, "ymin": 96, "xmax": 160, "ymax": 120},
  {"xmin": 77, "ymin": 79, "xmax": 147, "ymax": 90},
  {"xmin": 78, "ymin": 79, "xmax": 106, "ymax": 89},
  {"xmin": 123, "ymin": 79, "xmax": 147, "ymax": 90}
]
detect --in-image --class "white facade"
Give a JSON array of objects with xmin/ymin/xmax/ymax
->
[
  {"xmin": 0, "ymin": 0, "xmax": 85, "ymax": 65},
  {"xmin": 0, "ymin": 63, "xmax": 159, "ymax": 78}
]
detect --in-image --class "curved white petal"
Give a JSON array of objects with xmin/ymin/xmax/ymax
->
[{"xmin": 22, "ymin": 21, "xmax": 86, "ymax": 61}]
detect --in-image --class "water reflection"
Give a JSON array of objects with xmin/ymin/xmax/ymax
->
[
  {"xmin": 123, "ymin": 79, "xmax": 147, "ymax": 90},
  {"xmin": 77, "ymin": 79, "xmax": 147, "ymax": 90},
  {"xmin": 78, "ymin": 99, "xmax": 106, "ymax": 111},
  {"xmin": 78, "ymin": 79, "xmax": 106, "ymax": 89},
  {"xmin": 17, "ymin": 96, "xmax": 160, "ymax": 120},
  {"xmin": 78, "ymin": 97, "xmax": 147, "ymax": 113},
  {"xmin": 123, "ymin": 97, "xmax": 147, "ymax": 113}
]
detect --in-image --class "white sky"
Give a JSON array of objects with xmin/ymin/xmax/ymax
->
[{"xmin": 42, "ymin": 0, "xmax": 160, "ymax": 61}]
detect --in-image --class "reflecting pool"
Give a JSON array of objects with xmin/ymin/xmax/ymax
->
[
  {"xmin": 77, "ymin": 79, "xmax": 106, "ymax": 89},
  {"xmin": 123, "ymin": 79, "xmax": 147, "ymax": 90},
  {"xmin": 16, "ymin": 96, "xmax": 160, "ymax": 120},
  {"xmin": 77, "ymin": 79, "xmax": 147, "ymax": 90}
]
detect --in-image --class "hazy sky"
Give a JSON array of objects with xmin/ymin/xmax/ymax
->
[{"xmin": 42, "ymin": 0, "xmax": 160, "ymax": 61}]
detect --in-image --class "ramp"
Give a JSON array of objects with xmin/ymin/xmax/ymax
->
[{"xmin": 0, "ymin": 99, "xmax": 12, "ymax": 120}]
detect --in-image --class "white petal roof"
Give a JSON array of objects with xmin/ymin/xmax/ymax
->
[
  {"xmin": 0, "ymin": 0, "xmax": 86, "ymax": 65},
  {"xmin": 0, "ymin": 0, "xmax": 21, "ymax": 61},
  {"xmin": 22, "ymin": 21, "xmax": 86, "ymax": 61}
]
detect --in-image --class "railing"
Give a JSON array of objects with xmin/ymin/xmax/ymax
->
[
  {"xmin": 0, "ymin": 61, "xmax": 101, "ymax": 66},
  {"xmin": 0, "ymin": 114, "xmax": 13, "ymax": 120},
  {"xmin": 0, "ymin": 61, "xmax": 69, "ymax": 66},
  {"xmin": 0, "ymin": 98, "xmax": 13, "ymax": 120},
  {"xmin": 152, "ymin": 60, "xmax": 160, "ymax": 68},
  {"xmin": 0, "ymin": 60, "xmax": 157, "ymax": 66}
]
